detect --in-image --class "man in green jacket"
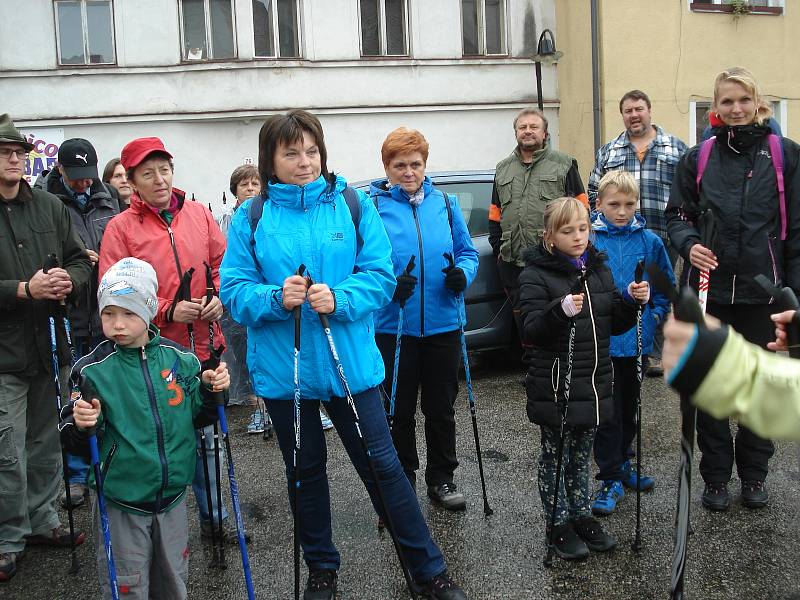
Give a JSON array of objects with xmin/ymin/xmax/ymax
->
[
  {"xmin": 0, "ymin": 114, "xmax": 92, "ymax": 582},
  {"xmin": 487, "ymin": 107, "xmax": 589, "ymax": 363}
]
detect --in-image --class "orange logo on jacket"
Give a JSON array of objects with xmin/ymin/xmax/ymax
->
[{"xmin": 161, "ymin": 361, "xmax": 184, "ymax": 406}]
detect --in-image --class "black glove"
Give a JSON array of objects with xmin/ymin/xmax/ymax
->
[
  {"xmin": 393, "ymin": 273, "xmax": 417, "ymax": 305},
  {"xmin": 443, "ymin": 266, "xmax": 467, "ymax": 293}
]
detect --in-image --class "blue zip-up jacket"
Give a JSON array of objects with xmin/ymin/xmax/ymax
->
[
  {"xmin": 219, "ymin": 174, "xmax": 395, "ymax": 400},
  {"xmin": 370, "ymin": 177, "xmax": 479, "ymax": 337},
  {"xmin": 591, "ymin": 212, "xmax": 675, "ymax": 357}
]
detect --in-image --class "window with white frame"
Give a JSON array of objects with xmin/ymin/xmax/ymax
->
[
  {"xmin": 360, "ymin": 0, "xmax": 408, "ymax": 56},
  {"xmin": 54, "ymin": 0, "xmax": 115, "ymax": 65},
  {"xmin": 180, "ymin": 0, "xmax": 236, "ymax": 61},
  {"xmin": 689, "ymin": 99, "xmax": 787, "ymax": 146},
  {"xmin": 461, "ymin": 0, "xmax": 506, "ymax": 56},
  {"xmin": 252, "ymin": 0, "xmax": 301, "ymax": 58}
]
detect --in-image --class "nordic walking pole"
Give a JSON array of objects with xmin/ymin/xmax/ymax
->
[
  {"xmin": 293, "ymin": 264, "xmax": 306, "ymax": 600},
  {"xmin": 204, "ymin": 262, "xmax": 227, "ymax": 569},
  {"xmin": 43, "ymin": 254, "xmax": 80, "ymax": 575},
  {"xmin": 648, "ymin": 265, "xmax": 706, "ymax": 600},
  {"xmin": 753, "ymin": 275, "xmax": 800, "ymax": 359},
  {"xmin": 388, "ymin": 255, "xmax": 416, "ymax": 428},
  {"xmin": 544, "ymin": 270, "xmax": 586, "ymax": 568},
  {"xmin": 632, "ymin": 261, "xmax": 645, "ymax": 553},
  {"xmin": 445, "ymin": 252, "xmax": 493, "ymax": 516},
  {"xmin": 307, "ymin": 273, "xmax": 418, "ymax": 600}
]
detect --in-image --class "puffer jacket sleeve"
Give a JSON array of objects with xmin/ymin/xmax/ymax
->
[
  {"xmin": 447, "ymin": 193, "xmax": 479, "ymax": 287},
  {"xmin": 519, "ymin": 266, "xmax": 570, "ymax": 345},
  {"xmin": 331, "ymin": 190, "xmax": 395, "ymax": 322},
  {"xmin": 219, "ymin": 200, "xmax": 290, "ymax": 327},
  {"xmin": 666, "ymin": 147, "xmax": 703, "ymax": 260},
  {"xmin": 781, "ymin": 138, "xmax": 800, "ymax": 296}
]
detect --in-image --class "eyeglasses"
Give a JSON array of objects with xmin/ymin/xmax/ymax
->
[{"xmin": 0, "ymin": 147, "xmax": 29, "ymax": 161}]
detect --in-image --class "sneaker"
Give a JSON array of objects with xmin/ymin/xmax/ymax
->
[
  {"xmin": 60, "ymin": 482, "xmax": 87, "ymax": 509},
  {"xmin": 319, "ymin": 409, "xmax": 333, "ymax": 431},
  {"xmin": 247, "ymin": 409, "xmax": 265, "ymax": 434},
  {"xmin": 572, "ymin": 516, "xmax": 618, "ymax": 552},
  {"xmin": 427, "ymin": 482, "xmax": 466, "ymax": 511},
  {"xmin": 304, "ymin": 569, "xmax": 337, "ymax": 600},
  {"xmin": 701, "ymin": 482, "xmax": 731, "ymax": 511},
  {"xmin": 741, "ymin": 480, "xmax": 769, "ymax": 509},
  {"xmin": 201, "ymin": 519, "xmax": 252, "ymax": 544},
  {"xmin": 26, "ymin": 526, "xmax": 86, "ymax": 547},
  {"xmin": 621, "ymin": 460, "xmax": 655, "ymax": 492},
  {"xmin": 546, "ymin": 522, "xmax": 590, "ymax": 561},
  {"xmin": 413, "ymin": 570, "xmax": 467, "ymax": 599},
  {"xmin": 592, "ymin": 480, "xmax": 625, "ymax": 515},
  {"xmin": 646, "ymin": 358, "xmax": 664, "ymax": 378},
  {"xmin": 0, "ymin": 549, "xmax": 25, "ymax": 582}
]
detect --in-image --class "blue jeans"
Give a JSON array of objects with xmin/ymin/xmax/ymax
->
[
  {"xmin": 191, "ymin": 425, "xmax": 229, "ymax": 523},
  {"xmin": 266, "ymin": 387, "xmax": 446, "ymax": 582}
]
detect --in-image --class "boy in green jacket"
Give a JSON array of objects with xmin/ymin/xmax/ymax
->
[{"xmin": 60, "ymin": 257, "xmax": 229, "ymax": 599}]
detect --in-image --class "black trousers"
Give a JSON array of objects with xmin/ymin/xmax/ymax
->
[
  {"xmin": 376, "ymin": 330, "xmax": 461, "ymax": 487},
  {"xmin": 497, "ymin": 259, "xmax": 533, "ymax": 362},
  {"xmin": 698, "ymin": 302, "xmax": 776, "ymax": 483},
  {"xmin": 594, "ymin": 357, "xmax": 639, "ymax": 481}
]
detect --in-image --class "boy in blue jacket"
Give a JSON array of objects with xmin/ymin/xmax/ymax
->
[{"xmin": 589, "ymin": 171, "xmax": 675, "ymax": 515}]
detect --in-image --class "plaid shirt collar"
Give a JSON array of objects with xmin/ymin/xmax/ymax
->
[{"xmin": 610, "ymin": 125, "xmax": 674, "ymax": 151}]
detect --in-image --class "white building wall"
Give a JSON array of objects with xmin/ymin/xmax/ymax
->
[{"xmin": 0, "ymin": 0, "xmax": 561, "ymax": 213}]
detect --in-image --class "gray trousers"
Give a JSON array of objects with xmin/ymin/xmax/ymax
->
[
  {"xmin": 0, "ymin": 369, "xmax": 66, "ymax": 552},
  {"xmin": 95, "ymin": 496, "xmax": 189, "ymax": 600}
]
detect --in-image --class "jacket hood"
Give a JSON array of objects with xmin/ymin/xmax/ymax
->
[
  {"xmin": 128, "ymin": 188, "xmax": 186, "ymax": 217},
  {"xmin": 523, "ymin": 242, "xmax": 606, "ymax": 274},
  {"xmin": 369, "ymin": 176, "xmax": 434, "ymax": 203},
  {"xmin": 591, "ymin": 211, "xmax": 646, "ymax": 234},
  {"xmin": 266, "ymin": 174, "xmax": 345, "ymax": 211}
]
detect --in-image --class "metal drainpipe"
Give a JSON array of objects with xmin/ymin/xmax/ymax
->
[{"xmin": 590, "ymin": 0, "xmax": 602, "ymax": 153}]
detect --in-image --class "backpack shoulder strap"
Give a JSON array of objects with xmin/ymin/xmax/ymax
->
[
  {"xmin": 767, "ymin": 134, "xmax": 788, "ymax": 240},
  {"xmin": 247, "ymin": 193, "xmax": 267, "ymax": 272},
  {"xmin": 342, "ymin": 186, "xmax": 364, "ymax": 252},
  {"xmin": 695, "ymin": 137, "xmax": 716, "ymax": 194},
  {"xmin": 437, "ymin": 186, "xmax": 454, "ymax": 234}
]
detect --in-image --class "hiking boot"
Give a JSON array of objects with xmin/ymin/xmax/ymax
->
[
  {"xmin": 741, "ymin": 480, "xmax": 769, "ymax": 509},
  {"xmin": 60, "ymin": 482, "xmax": 87, "ymax": 509},
  {"xmin": 0, "ymin": 549, "xmax": 24, "ymax": 582},
  {"xmin": 592, "ymin": 480, "xmax": 625, "ymax": 515},
  {"xmin": 201, "ymin": 519, "xmax": 252, "ymax": 544},
  {"xmin": 701, "ymin": 482, "xmax": 731, "ymax": 511},
  {"xmin": 621, "ymin": 460, "xmax": 655, "ymax": 492},
  {"xmin": 246, "ymin": 409, "xmax": 265, "ymax": 434},
  {"xmin": 572, "ymin": 516, "xmax": 618, "ymax": 552},
  {"xmin": 646, "ymin": 358, "xmax": 664, "ymax": 378},
  {"xmin": 26, "ymin": 526, "xmax": 86, "ymax": 547},
  {"xmin": 304, "ymin": 569, "xmax": 337, "ymax": 600},
  {"xmin": 413, "ymin": 570, "xmax": 467, "ymax": 599},
  {"xmin": 427, "ymin": 483, "xmax": 466, "ymax": 511},
  {"xmin": 319, "ymin": 409, "xmax": 333, "ymax": 431},
  {"xmin": 546, "ymin": 522, "xmax": 589, "ymax": 561}
]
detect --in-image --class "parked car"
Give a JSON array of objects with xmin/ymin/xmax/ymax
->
[{"xmin": 352, "ymin": 171, "xmax": 515, "ymax": 352}]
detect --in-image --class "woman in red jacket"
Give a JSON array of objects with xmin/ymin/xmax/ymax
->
[{"xmin": 98, "ymin": 137, "xmax": 241, "ymax": 543}]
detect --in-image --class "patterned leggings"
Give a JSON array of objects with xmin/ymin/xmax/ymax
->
[{"xmin": 537, "ymin": 425, "xmax": 595, "ymax": 527}]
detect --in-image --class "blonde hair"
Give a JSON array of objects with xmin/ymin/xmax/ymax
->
[
  {"xmin": 597, "ymin": 170, "xmax": 639, "ymax": 202},
  {"xmin": 712, "ymin": 66, "xmax": 772, "ymax": 125},
  {"xmin": 542, "ymin": 197, "xmax": 590, "ymax": 254}
]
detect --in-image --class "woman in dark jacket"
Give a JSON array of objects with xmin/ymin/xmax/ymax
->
[
  {"xmin": 518, "ymin": 196, "xmax": 644, "ymax": 561},
  {"xmin": 371, "ymin": 127, "xmax": 479, "ymax": 511},
  {"xmin": 666, "ymin": 66, "xmax": 800, "ymax": 512}
]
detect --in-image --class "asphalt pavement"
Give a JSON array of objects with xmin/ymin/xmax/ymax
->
[{"xmin": 5, "ymin": 352, "xmax": 800, "ymax": 599}]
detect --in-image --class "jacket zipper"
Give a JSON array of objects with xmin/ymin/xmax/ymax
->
[
  {"xmin": 412, "ymin": 205, "xmax": 425, "ymax": 336},
  {"xmin": 140, "ymin": 346, "xmax": 168, "ymax": 512},
  {"xmin": 583, "ymin": 273, "xmax": 600, "ymax": 426},
  {"xmin": 167, "ymin": 226, "xmax": 183, "ymax": 282}
]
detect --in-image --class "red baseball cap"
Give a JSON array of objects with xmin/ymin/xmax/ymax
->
[{"xmin": 120, "ymin": 137, "xmax": 173, "ymax": 171}]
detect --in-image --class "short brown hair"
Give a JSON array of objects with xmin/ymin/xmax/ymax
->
[
  {"xmin": 513, "ymin": 107, "xmax": 548, "ymax": 132},
  {"xmin": 381, "ymin": 127, "xmax": 429, "ymax": 167},
  {"xmin": 258, "ymin": 110, "xmax": 328, "ymax": 185},
  {"xmin": 619, "ymin": 90, "xmax": 651, "ymax": 113},
  {"xmin": 229, "ymin": 164, "xmax": 260, "ymax": 195},
  {"xmin": 102, "ymin": 158, "xmax": 121, "ymax": 183}
]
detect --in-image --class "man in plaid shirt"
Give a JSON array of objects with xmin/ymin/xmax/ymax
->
[{"xmin": 588, "ymin": 89, "xmax": 688, "ymax": 376}]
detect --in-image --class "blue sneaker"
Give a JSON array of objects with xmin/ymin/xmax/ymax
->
[
  {"xmin": 320, "ymin": 409, "xmax": 333, "ymax": 431},
  {"xmin": 621, "ymin": 460, "xmax": 655, "ymax": 492},
  {"xmin": 592, "ymin": 480, "xmax": 624, "ymax": 515}
]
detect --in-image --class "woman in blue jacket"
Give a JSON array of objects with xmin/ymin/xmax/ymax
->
[
  {"xmin": 371, "ymin": 128, "xmax": 479, "ymax": 512},
  {"xmin": 220, "ymin": 111, "xmax": 467, "ymax": 600}
]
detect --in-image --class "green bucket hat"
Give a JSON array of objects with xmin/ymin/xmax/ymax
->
[{"xmin": 0, "ymin": 114, "xmax": 34, "ymax": 151}]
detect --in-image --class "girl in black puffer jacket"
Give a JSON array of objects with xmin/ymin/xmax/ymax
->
[{"xmin": 518, "ymin": 196, "xmax": 647, "ymax": 561}]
